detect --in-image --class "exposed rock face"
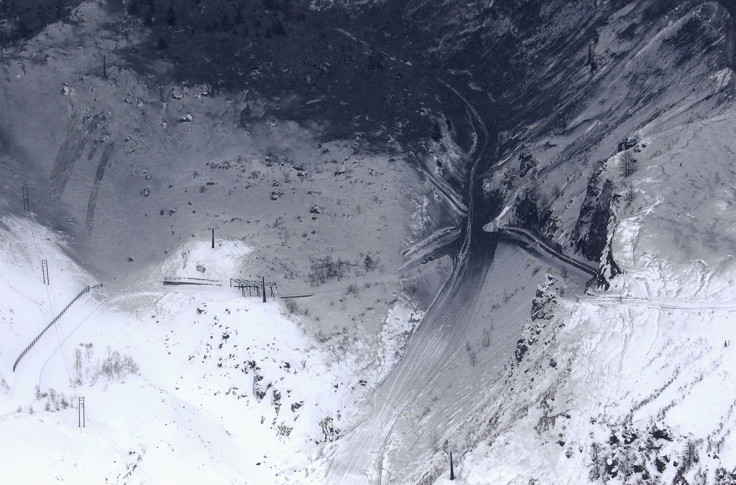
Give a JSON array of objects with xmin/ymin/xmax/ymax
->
[
  {"xmin": 469, "ymin": 0, "xmax": 734, "ymax": 260},
  {"xmin": 573, "ymin": 173, "xmax": 618, "ymax": 263}
]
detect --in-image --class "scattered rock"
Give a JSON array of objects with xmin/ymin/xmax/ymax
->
[
  {"xmin": 531, "ymin": 275, "xmax": 559, "ymax": 321},
  {"xmin": 514, "ymin": 339, "xmax": 528, "ymax": 362},
  {"xmin": 651, "ymin": 426, "xmax": 673, "ymax": 442},
  {"xmin": 518, "ymin": 150, "xmax": 537, "ymax": 177},
  {"xmin": 715, "ymin": 468, "xmax": 736, "ymax": 484},
  {"xmin": 605, "ymin": 457, "xmax": 618, "ymax": 477},
  {"xmin": 618, "ymin": 135, "xmax": 639, "ymax": 152},
  {"xmin": 319, "ymin": 416, "xmax": 340, "ymax": 442},
  {"xmin": 177, "ymin": 114, "xmax": 193, "ymax": 123}
]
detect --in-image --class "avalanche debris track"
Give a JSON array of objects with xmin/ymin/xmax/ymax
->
[{"xmin": 326, "ymin": 75, "xmax": 500, "ymax": 483}]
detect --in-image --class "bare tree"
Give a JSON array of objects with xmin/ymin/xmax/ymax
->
[
  {"xmin": 620, "ymin": 151, "xmax": 637, "ymax": 178},
  {"xmin": 624, "ymin": 184, "xmax": 635, "ymax": 206}
]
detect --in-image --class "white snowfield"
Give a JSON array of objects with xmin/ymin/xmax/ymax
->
[{"xmin": 0, "ymin": 216, "xmax": 422, "ymax": 484}]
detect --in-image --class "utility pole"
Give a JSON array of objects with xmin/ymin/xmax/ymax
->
[
  {"xmin": 78, "ymin": 397, "xmax": 86, "ymax": 428},
  {"xmin": 41, "ymin": 259, "xmax": 49, "ymax": 285},
  {"xmin": 98, "ymin": 52, "xmax": 106, "ymax": 78},
  {"xmin": 22, "ymin": 186, "xmax": 30, "ymax": 212},
  {"xmin": 255, "ymin": 274, "xmax": 270, "ymax": 303},
  {"xmin": 450, "ymin": 451, "xmax": 455, "ymax": 480},
  {"xmin": 207, "ymin": 226, "xmax": 218, "ymax": 248},
  {"xmin": 444, "ymin": 440, "xmax": 456, "ymax": 481}
]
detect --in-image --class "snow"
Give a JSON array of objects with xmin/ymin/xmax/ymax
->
[
  {"xmin": 438, "ymin": 288, "xmax": 736, "ymax": 482},
  {"xmin": 0, "ymin": 215, "xmax": 422, "ymax": 483},
  {"xmin": 0, "ymin": 9, "xmax": 458, "ymax": 481}
]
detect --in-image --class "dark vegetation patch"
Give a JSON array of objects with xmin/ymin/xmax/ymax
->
[
  {"xmin": 120, "ymin": 0, "xmax": 447, "ymax": 146},
  {"xmin": 0, "ymin": 0, "xmax": 84, "ymax": 42},
  {"xmin": 589, "ymin": 421, "xmax": 702, "ymax": 484},
  {"xmin": 513, "ymin": 187, "xmax": 554, "ymax": 237}
]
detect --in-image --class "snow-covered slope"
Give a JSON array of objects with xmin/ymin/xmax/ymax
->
[
  {"xmin": 0, "ymin": 1, "xmax": 454, "ymax": 296},
  {"xmin": 0, "ymin": 213, "xmax": 427, "ymax": 483},
  {"xmin": 441, "ymin": 107, "xmax": 736, "ymax": 480}
]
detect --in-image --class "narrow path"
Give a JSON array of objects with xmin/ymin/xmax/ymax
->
[
  {"xmin": 494, "ymin": 226, "xmax": 598, "ymax": 278},
  {"xmin": 578, "ymin": 295, "xmax": 736, "ymax": 311},
  {"xmin": 398, "ymin": 226, "xmax": 461, "ymax": 273}
]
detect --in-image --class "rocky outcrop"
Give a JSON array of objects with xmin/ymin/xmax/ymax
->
[{"xmin": 573, "ymin": 171, "xmax": 618, "ymax": 264}]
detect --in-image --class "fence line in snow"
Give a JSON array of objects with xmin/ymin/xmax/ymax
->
[
  {"xmin": 12, "ymin": 284, "xmax": 103, "ymax": 372},
  {"xmin": 163, "ymin": 276, "xmax": 222, "ymax": 286}
]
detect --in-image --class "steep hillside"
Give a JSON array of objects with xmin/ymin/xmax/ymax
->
[{"xmin": 431, "ymin": 1, "xmax": 736, "ymax": 483}]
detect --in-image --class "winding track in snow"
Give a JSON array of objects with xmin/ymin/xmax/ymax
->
[
  {"xmin": 494, "ymin": 226, "xmax": 598, "ymax": 279},
  {"xmin": 578, "ymin": 295, "xmax": 736, "ymax": 311}
]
